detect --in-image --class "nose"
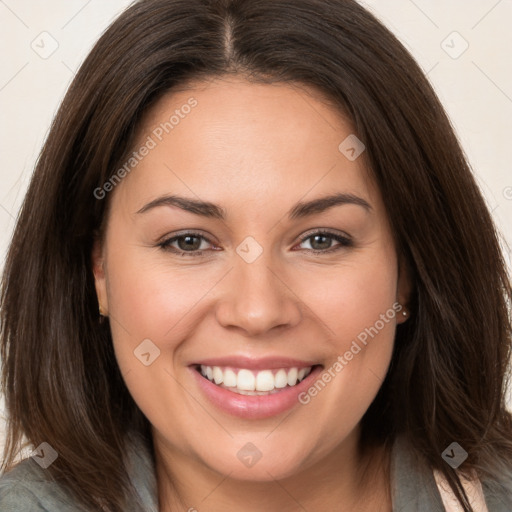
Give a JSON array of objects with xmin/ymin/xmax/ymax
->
[{"xmin": 215, "ymin": 251, "xmax": 302, "ymax": 337}]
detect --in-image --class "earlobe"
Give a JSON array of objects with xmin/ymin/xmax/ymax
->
[
  {"xmin": 397, "ymin": 307, "xmax": 409, "ymax": 324},
  {"xmin": 91, "ymin": 237, "xmax": 109, "ymax": 317}
]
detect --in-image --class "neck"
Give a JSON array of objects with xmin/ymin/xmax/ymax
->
[{"xmin": 153, "ymin": 427, "xmax": 393, "ymax": 512}]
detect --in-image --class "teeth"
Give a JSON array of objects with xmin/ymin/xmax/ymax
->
[
  {"xmin": 287, "ymin": 367, "xmax": 298, "ymax": 386},
  {"xmin": 223, "ymin": 369, "xmax": 237, "ymax": 387},
  {"xmin": 212, "ymin": 366, "xmax": 223, "ymax": 385},
  {"xmin": 256, "ymin": 370, "xmax": 274, "ymax": 392},
  {"xmin": 237, "ymin": 369, "xmax": 255, "ymax": 391},
  {"xmin": 199, "ymin": 365, "xmax": 314, "ymax": 393},
  {"xmin": 275, "ymin": 369, "xmax": 288, "ymax": 388}
]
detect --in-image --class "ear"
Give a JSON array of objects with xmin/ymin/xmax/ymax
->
[
  {"xmin": 396, "ymin": 253, "xmax": 413, "ymax": 325},
  {"xmin": 92, "ymin": 236, "xmax": 109, "ymax": 316}
]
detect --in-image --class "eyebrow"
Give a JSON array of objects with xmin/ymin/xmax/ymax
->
[{"xmin": 135, "ymin": 192, "xmax": 372, "ymax": 220}]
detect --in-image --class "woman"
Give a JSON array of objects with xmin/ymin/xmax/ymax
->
[{"xmin": 1, "ymin": 0, "xmax": 511, "ymax": 510}]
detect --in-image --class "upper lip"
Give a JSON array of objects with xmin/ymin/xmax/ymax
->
[{"xmin": 191, "ymin": 356, "xmax": 320, "ymax": 371}]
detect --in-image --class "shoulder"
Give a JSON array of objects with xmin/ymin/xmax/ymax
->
[
  {"xmin": 390, "ymin": 435, "xmax": 446, "ymax": 510},
  {"xmin": 391, "ymin": 435, "xmax": 512, "ymax": 511},
  {"xmin": 0, "ymin": 431, "xmax": 158, "ymax": 512},
  {"xmin": 0, "ymin": 457, "xmax": 83, "ymax": 511},
  {"xmin": 481, "ymin": 464, "xmax": 512, "ymax": 511}
]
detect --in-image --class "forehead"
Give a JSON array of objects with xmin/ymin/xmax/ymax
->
[{"xmin": 110, "ymin": 77, "xmax": 381, "ymax": 217}]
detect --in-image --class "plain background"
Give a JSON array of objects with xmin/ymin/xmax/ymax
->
[{"xmin": 0, "ymin": 0, "xmax": 511, "ymax": 455}]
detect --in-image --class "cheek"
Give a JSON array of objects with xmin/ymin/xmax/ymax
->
[
  {"xmin": 102, "ymin": 243, "xmax": 204, "ymax": 425},
  {"xmin": 295, "ymin": 262, "xmax": 398, "ymax": 451},
  {"xmin": 304, "ymin": 244, "xmax": 398, "ymax": 406},
  {"xmin": 309, "ymin": 245, "xmax": 398, "ymax": 347},
  {"xmin": 103, "ymin": 237, "xmax": 225, "ymax": 373}
]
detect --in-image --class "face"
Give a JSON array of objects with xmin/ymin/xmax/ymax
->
[{"xmin": 93, "ymin": 76, "xmax": 410, "ymax": 482}]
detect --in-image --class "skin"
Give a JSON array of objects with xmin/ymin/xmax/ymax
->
[{"xmin": 93, "ymin": 76, "xmax": 411, "ymax": 511}]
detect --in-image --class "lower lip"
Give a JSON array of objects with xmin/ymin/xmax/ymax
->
[{"xmin": 190, "ymin": 365, "xmax": 324, "ymax": 419}]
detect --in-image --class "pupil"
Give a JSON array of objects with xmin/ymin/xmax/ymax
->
[
  {"xmin": 313, "ymin": 235, "xmax": 330, "ymax": 250},
  {"xmin": 180, "ymin": 236, "xmax": 199, "ymax": 251}
]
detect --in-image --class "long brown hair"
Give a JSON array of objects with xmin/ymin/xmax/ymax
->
[{"xmin": 2, "ymin": 0, "xmax": 511, "ymax": 510}]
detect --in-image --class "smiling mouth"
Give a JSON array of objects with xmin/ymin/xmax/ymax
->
[{"xmin": 195, "ymin": 364, "xmax": 321, "ymax": 395}]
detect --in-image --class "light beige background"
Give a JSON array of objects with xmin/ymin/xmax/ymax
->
[{"xmin": 1, "ymin": 0, "xmax": 511, "ymax": 455}]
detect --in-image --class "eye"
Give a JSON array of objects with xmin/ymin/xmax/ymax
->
[
  {"xmin": 157, "ymin": 229, "xmax": 353, "ymax": 257},
  {"xmin": 295, "ymin": 230, "xmax": 353, "ymax": 254},
  {"xmin": 158, "ymin": 232, "xmax": 215, "ymax": 257}
]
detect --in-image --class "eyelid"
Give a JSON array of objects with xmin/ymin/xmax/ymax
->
[
  {"xmin": 297, "ymin": 227, "xmax": 351, "ymax": 243},
  {"xmin": 156, "ymin": 229, "xmax": 213, "ymax": 245},
  {"xmin": 157, "ymin": 230, "xmax": 215, "ymax": 251}
]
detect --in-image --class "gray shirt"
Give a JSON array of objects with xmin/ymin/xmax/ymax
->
[{"xmin": 1, "ymin": 434, "xmax": 511, "ymax": 511}]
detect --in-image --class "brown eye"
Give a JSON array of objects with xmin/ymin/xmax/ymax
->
[
  {"xmin": 297, "ymin": 231, "xmax": 353, "ymax": 254},
  {"xmin": 158, "ymin": 232, "xmax": 213, "ymax": 256}
]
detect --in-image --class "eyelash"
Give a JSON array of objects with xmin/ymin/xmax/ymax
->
[{"xmin": 157, "ymin": 230, "xmax": 353, "ymax": 257}]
